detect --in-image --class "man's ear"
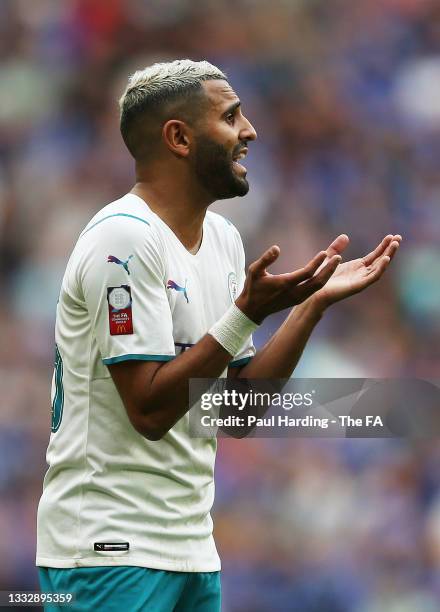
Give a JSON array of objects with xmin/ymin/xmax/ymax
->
[{"xmin": 162, "ymin": 120, "xmax": 191, "ymax": 158}]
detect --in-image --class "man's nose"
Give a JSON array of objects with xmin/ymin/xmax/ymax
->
[{"xmin": 240, "ymin": 116, "xmax": 257, "ymax": 141}]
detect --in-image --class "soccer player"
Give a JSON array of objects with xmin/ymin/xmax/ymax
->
[{"xmin": 36, "ymin": 60, "xmax": 401, "ymax": 611}]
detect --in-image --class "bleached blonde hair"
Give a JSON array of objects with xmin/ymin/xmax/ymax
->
[
  {"xmin": 119, "ymin": 59, "xmax": 227, "ymax": 159},
  {"xmin": 119, "ymin": 59, "xmax": 226, "ymax": 112}
]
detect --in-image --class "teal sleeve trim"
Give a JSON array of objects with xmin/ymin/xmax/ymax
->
[
  {"xmin": 103, "ymin": 354, "xmax": 175, "ymax": 365},
  {"xmin": 229, "ymin": 356, "xmax": 253, "ymax": 368},
  {"xmin": 80, "ymin": 213, "xmax": 150, "ymax": 237}
]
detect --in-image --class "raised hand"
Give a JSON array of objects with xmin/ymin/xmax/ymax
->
[
  {"xmin": 312, "ymin": 234, "xmax": 402, "ymax": 308},
  {"xmin": 236, "ymin": 246, "xmax": 341, "ymax": 324}
]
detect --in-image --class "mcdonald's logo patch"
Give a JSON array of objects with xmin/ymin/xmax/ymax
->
[{"xmin": 107, "ymin": 285, "xmax": 133, "ymax": 335}]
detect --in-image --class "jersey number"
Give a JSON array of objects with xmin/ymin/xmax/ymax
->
[{"xmin": 51, "ymin": 344, "xmax": 64, "ymax": 433}]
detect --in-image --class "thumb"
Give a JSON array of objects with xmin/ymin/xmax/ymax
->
[
  {"xmin": 326, "ymin": 234, "xmax": 350, "ymax": 258},
  {"xmin": 251, "ymin": 245, "xmax": 280, "ymax": 275}
]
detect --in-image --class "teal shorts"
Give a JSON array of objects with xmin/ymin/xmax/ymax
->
[{"xmin": 38, "ymin": 566, "xmax": 221, "ymax": 612}]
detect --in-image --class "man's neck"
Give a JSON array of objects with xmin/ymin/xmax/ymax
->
[{"xmin": 131, "ymin": 180, "xmax": 211, "ymax": 255}]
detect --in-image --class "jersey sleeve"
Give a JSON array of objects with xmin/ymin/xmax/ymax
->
[
  {"xmin": 229, "ymin": 229, "xmax": 256, "ymax": 368},
  {"xmin": 76, "ymin": 217, "xmax": 175, "ymax": 365}
]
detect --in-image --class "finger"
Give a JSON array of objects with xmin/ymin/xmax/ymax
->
[
  {"xmin": 248, "ymin": 245, "xmax": 280, "ymax": 276},
  {"xmin": 326, "ymin": 234, "xmax": 350, "ymax": 258},
  {"xmin": 300, "ymin": 254, "xmax": 342, "ymax": 296},
  {"xmin": 287, "ymin": 250, "xmax": 328, "ymax": 284},
  {"xmin": 369, "ymin": 240, "xmax": 400, "ymax": 270},
  {"xmin": 383, "ymin": 240, "xmax": 400, "ymax": 261},
  {"xmin": 362, "ymin": 235, "xmax": 394, "ymax": 266},
  {"xmin": 366, "ymin": 254, "xmax": 391, "ymax": 281}
]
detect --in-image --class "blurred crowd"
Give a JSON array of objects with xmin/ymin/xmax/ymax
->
[{"xmin": 1, "ymin": 0, "xmax": 439, "ymax": 609}]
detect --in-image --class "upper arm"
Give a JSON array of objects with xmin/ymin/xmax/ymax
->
[
  {"xmin": 107, "ymin": 359, "xmax": 164, "ymax": 435},
  {"xmin": 77, "ymin": 218, "xmax": 176, "ymax": 428},
  {"xmin": 78, "ymin": 218, "xmax": 175, "ymax": 364},
  {"xmin": 227, "ymin": 358, "xmax": 252, "ymax": 378},
  {"xmin": 227, "ymin": 365, "xmax": 243, "ymax": 379}
]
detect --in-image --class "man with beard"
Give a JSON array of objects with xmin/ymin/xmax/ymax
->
[{"xmin": 36, "ymin": 60, "xmax": 400, "ymax": 611}]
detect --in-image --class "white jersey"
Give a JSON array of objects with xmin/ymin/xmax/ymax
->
[{"xmin": 36, "ymin": 193, "xmax": 254, "ymax": 572}]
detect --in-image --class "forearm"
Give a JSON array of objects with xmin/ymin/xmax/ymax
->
[
  {"xmin": 133, "ymin": 335, "xmax": 233, "ymax": 438},
  {"xmin": 112, "ymin": 239, "xmax": 345, "ymax": 439},
  {"xmin": 238, "ymin": 297, "xmax": 325, "ymax": 379}
]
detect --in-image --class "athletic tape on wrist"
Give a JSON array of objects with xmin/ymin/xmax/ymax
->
[{"xmin": 208, "ymin": 304, "xmax": 259, "ymax": 357}]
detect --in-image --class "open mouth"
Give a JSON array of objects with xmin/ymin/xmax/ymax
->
[{"xmin": 232, "ymin": 147, "xmax": 248, "ymax": 175}]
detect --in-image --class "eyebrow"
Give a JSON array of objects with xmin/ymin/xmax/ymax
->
[{"xmin": 221, "ymin": 100, "xmax": 241, "ymax": 117}]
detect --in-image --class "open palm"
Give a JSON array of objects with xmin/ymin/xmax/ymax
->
[{"xmin": 314, "ymin": 234, "xmax": 401, "ymax": 307}]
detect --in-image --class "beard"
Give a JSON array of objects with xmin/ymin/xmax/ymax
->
[{"xmin": 192, "ymin": 133, "xmax": 249, "ymax": 200}]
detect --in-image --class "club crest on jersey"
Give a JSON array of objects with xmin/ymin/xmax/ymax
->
[
  {"xmin": 107, "ymin": 285, "xmax": 133, "ymax": 335},
  {"xmin": 167, "ymin": 279, "xmax": 189, "ymax": 303},
  {"xmin": 107, "ymin": 254, "xmax": 133, "ymax": 275},
  {"xmin": 228, "ymin": 272, "xmax": 238, "ymax": 302}
]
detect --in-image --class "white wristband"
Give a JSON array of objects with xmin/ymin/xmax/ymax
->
[{"xmin": 208, "ymin": 304, "xmax": 259, "ymax": 357}]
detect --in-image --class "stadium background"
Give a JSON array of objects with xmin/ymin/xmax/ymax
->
[{"xmin": 1, "ymin": 0, "xmax": 440, "ymax": 610}]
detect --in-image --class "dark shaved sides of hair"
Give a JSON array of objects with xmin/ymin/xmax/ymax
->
[{"xmin": 119, "ymin": 59, "xmax": 227, "ymax": 161}]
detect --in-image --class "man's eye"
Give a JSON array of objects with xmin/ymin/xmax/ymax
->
[{"xmin": 226, "ymin": 113, "xmax": 235, "ymax": 124}]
